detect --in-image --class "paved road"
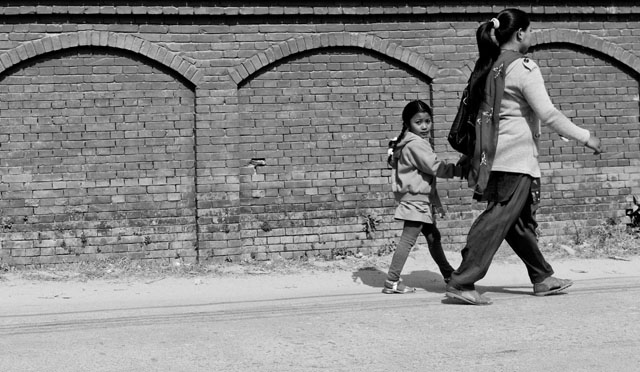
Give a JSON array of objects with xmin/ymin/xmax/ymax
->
[{"xmin": 1, "ymin": 268, "xmax": 639, "ymax": 372}]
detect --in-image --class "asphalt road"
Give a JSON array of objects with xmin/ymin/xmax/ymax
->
[{"xmin": 1, "ymin": 270, "xmax": 639, "ymax": 372}]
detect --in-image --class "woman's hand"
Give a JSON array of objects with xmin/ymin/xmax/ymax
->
[
  {"xmin": 586, "ymin": 136, "xmax": 602, "ymax": 155},
  {"xmin": 455, "ymin": 155, "xmax": 471, "ymax": 179}
]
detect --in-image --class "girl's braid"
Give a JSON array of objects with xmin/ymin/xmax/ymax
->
[{"xmin": 387, "ymin": 125, "xmax": 408, "ymax": 168}]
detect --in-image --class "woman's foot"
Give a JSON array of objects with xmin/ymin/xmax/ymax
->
[
  {"xmin": 382, "ymin": 279, "xmax": 416, "ymax": 294},
  {"xmin": 445, "ymin": 284, "xmax": 492, "ymax": 305},
  {"xmin": 533, "ymin": 277, "xmax": 573, "ymax": 296}
]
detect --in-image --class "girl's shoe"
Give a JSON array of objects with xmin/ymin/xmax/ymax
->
[{"xmin": 382, "ymin": 279, "xmax": 415, "ymax": 294}]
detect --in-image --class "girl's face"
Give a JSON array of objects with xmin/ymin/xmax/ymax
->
[{"xmin": 408, "ymin": 111, "xmax": 432, "ymax": 139}]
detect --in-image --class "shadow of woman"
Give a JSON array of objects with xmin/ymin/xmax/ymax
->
[
  {"xmin": 352, "ymin": 267, "xmax": 448, "ymax": 294},
  {"xmin": 440, "ymin": 284, "xmax": 566, "ymax": 305},
  {"xmin": 475, "ymin": 284, "xmax": 540, "ymax": 296}
]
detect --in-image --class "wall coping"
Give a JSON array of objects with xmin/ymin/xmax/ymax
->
[{"xmin": 0, "ymin": 4, "xmax": 639, "ymax": 16}]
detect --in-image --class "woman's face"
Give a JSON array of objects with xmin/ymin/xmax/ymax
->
[
  {"xmin": 518, "ymin": 25, "xmax": 532, "ymax": 53},
  {"xmin": 408, "ymin": 112, "xmax": 432, "ymax": 139}
]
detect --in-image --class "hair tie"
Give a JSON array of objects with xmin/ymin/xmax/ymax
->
[{"xmin": 490, "ymin": 17, "xmax": 500, "ymax": 29}]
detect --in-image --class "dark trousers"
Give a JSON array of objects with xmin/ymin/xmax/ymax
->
[
  {"xmin": 449, "ymin": 174, "xmax": 554, "ymax": 290},
  {"xmin": 387, "ymin": 221, "xmax": 454, "ymax": 282}
]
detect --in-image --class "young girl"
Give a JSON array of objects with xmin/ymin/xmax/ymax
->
[{"xmin": 383, "ymin": 100, "xmax": 466, "ymax": 294}]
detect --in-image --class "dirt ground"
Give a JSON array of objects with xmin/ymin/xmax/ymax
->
[
  {"xmin": 1, "ymin": 248, "xmax": 639, "ymax": 372},
  {"xmin": 2, "ymin": 248, "xmax": 639, "ymax": 314}
]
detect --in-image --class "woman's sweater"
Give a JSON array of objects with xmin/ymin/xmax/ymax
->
[{"xmin": 491, "ymin": 57, "xmax": 591, "ymax": 178}]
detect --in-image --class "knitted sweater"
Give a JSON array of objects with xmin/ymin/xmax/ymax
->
[
  {"xmin": 390, "ymin": 131, "xmax": 462, "ymax": 205},
  {"xmin": 491, "ymin": 57, "xmax": 591, "ymax": 178}
]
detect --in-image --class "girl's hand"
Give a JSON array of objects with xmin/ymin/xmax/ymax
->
[{"xmin": 586, "ymin": 136, "xmax": 602, "ymax": 155}]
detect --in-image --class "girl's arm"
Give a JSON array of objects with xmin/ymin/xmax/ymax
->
[{"xmin": 404, "ymin": 141, "xmax": 461, "ymax": 179}]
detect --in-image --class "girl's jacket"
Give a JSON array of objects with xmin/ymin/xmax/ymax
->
[{"xmin": 390, "ymin": 131, "xmax": 463, "ymax": 208}]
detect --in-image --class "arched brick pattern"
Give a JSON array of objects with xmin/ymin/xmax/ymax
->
[
  {"xmin": 233, "ymin": 46, "xmax": 433, "ymax": 259},
  {"xmin": 228, "ymin": 33, "xmax": 439, "ymax": 86},
  {"xmin": 531, "ymin": 29, "xmax": 640, "ymax": 75},
  {"xmin": 0, "ymin": 31, "xmax": 202, "ymax": 86},
  {"xmin": 0, "ymin": 42, "xmax": 199, "ymax": 265},
  {"xmin": 457, "ymin": 30, "xmax": 640, "ymax": 80}
]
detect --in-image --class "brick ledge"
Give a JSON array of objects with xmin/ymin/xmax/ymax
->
[{"xmin": 1, "ymin": 5, "xmax": 639, "ymax": 16}]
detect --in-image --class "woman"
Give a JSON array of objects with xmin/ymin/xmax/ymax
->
[{"xmin": 445, "ymin": 9, "xmax": 602, "ymax": 305}]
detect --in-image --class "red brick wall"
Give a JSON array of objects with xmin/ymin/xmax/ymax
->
[{"xmin": 0, "ymin": 3, "xmax": 638, "ymax": 265}]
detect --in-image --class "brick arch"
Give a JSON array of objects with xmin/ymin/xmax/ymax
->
[
  {"xmin": 532, "ymin": 29, "xmax": 640, "ymax": 74},
  {"xmin": 456, "ymin": 29, "xmax": 640, "ymax": 81},
  {"xmin": 228, "ymin": 32, "xmax": 439, "ymax": 86},
  {"xmin": 0, "ymin": 31, "xmax": 203, "ymax": 85}
]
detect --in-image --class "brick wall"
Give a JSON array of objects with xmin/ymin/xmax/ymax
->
[{"xmin": 0, "ymin": 2, "xmax": 639, "ymax": 265}]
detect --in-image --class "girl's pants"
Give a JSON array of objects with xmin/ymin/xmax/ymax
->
[
  {"xmin": 448, "ymin": 175, "xmax": 554, "ymax": 291},
  {"xmin": 387, "ymin": 221, "xmax": 454, "ymax": 282}
]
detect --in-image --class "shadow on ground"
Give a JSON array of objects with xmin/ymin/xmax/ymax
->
[
  {"xmin": 352, "ymin": 267, "xmax": 448, "ymax": 293},
  {"xmin": 477, "ymin": 285, "xmax": 533, "ymax": 296},
  {"xmin": 440, "ymin": 285, "xmax": 569, "ymax": 305},
  {"xmin": 352, "ymin": 266, "xmax": 540, "ymax": 298}
]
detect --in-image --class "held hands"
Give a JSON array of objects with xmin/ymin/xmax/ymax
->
[
  {"xmin": 586, "ymin": 136, "xmax": 602, "ymax": 155},
  {"xmin": 455, "ymin": 155, "xmax": 471, "ymax": 179}
]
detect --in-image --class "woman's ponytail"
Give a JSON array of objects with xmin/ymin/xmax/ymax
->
[
  {"xmin": 467, "ymin": 9, "xmax": 529, "ymax": 107},
  {"xmin": 476, "ymin": 21, "xmax": 501, "ymax": 67},
  {"xmin": 468, "ymin": 21, "xmax": 500, "ymax": 103}
]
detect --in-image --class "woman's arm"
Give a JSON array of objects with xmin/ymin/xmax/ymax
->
[
  {"xmin": 521, "ymin": 64, "xmax": 602, "ymax": 153},
  {"xmin": 520, "ymin": 63, "xmax": 591, "ymax": 145}
]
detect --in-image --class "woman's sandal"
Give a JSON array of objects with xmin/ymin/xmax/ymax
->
[
  {"xmin": 533, "ymin": 277, "xmax": 573, "ymax": 296},
  {"xmin": 445, "ymin": 285, "xmax": 492, "ymax": 305}
]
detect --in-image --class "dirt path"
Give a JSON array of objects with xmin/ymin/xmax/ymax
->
[{"xmin": 1, "ymin": 251, "xmax": 639, "ymax": 371}]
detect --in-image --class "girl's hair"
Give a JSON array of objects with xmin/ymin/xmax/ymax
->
[
  {"xmin": 387, "ymin": 100, "xmax": 432, "ymax": 167},
  {"xmin": 468, "ymin": 9, "xmax": 530, "ymax": 105}
]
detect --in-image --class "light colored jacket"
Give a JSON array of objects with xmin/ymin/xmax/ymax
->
[
  {"xmin": 492, "ymin": 57, "xmax": 591, "ymax": 178},
  {"xmin": 390, "ymin": 131, "xmax": 461, "ymax": 207}
]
